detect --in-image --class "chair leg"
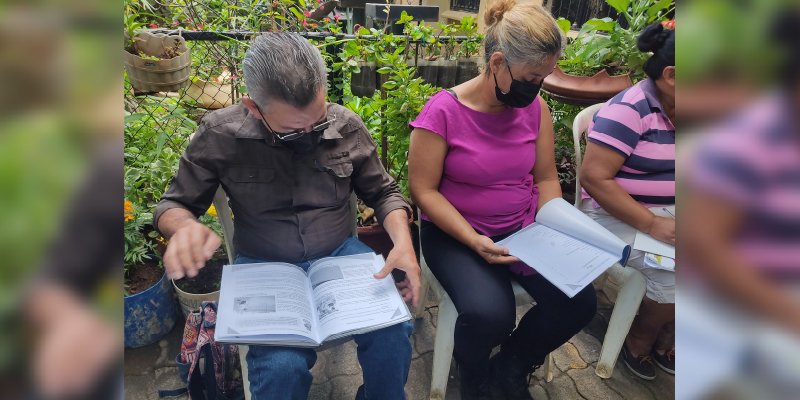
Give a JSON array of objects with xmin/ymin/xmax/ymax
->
[
  {"xmin": 543, "ymin": 352, "xmax": 555, "ymax": 383},
  {"xmin": 430, "ymin": 294, "xmax": 458, "ymax": 400},
  {"xmin": 239, "ymin": 345, "xmax": 251, "ymax": 400},
  {"xmin": 596, "ymin": 268, "xmax": 647, "ymax": 379},
  {"xmin": 415, "ymin": 274, "xmax": 430, "ymax": 319}
]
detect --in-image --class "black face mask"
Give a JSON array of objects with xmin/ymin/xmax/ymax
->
[
  {"xmin": 278, "ymin": 131, "xmax": 322, "ymax": 154},
  {"xmin": 494, "ymin": 64, "xmax": 541, "ymax": 108}
]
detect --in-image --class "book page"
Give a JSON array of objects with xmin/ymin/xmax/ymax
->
[
  {"xmin": 498, "ymin": 224, "xmax": 619, "ymax": 297},
  {"xmin": 633, "ymin": 206, "xmax": 675, "ymax": 258},
  {"xmin": 307, "ymin": 253, "xmax": 410, "ymax": 341},
  {"xmin": 215, "ymin": 262, "xmax": 320, "ymax": 344},
  {"xmin": 634, "ymin": 232, "xmax": 675, "ymax": 258},
  {"xmin": 536, "ymin": 198, "xmax": 629, "ymax": 261}
]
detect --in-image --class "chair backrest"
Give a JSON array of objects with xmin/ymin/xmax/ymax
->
[{"xmin": 571, "ymin": 103, "xmax": 604, "ymax": 207}]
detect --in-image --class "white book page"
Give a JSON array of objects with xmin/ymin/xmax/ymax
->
[
  {"xmin": 634, "ymin": 233, "xmax": 675, "ymax": 258},
  {"xmin": 498, "ymin": 224, "xmax": 618, "ymax": 297},
  {"xmin": 215, "ymin": 262, "xmax": 320, "ymax": 344},
  {"xmin": 308, "ymin": 253, "xmax": 410, "ymax": 341},
  {"xmin": 536, "ymin": 197, "xmax": 629, "ymax": 259},
  {"xmin": 633, "ymin": 206, "xmax": 675, "ymax": 258}
]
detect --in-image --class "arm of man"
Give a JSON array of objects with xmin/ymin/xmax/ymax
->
[
  {"xmin": 348, "ymin": 120, "xmax": 421, "ymax": 306},
  {"xmin": 154, "ymin": 125, "xmax": 223, "ymax": 279}
]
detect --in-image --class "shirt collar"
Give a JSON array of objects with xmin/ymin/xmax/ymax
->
[
  {"xmin": 235, "ymin": 103, "xmax": 344, "ymax": 145},
  {"xmin": 639, "ymin": 78, "xmax": 663, "ymax": 111}
]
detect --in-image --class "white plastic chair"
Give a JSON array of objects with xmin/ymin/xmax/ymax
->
[
  {"xmin": 416, "ymin": 223, "xmax": 555, "ymax": 400},
  {"xmin": 572, "ymin": 103, "xmax": 648, "ymax": 379}
]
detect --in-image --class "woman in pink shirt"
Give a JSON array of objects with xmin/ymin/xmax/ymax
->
[{"xmin": 408, "ymin": 1, "xmax": 595, "ymax": 398}]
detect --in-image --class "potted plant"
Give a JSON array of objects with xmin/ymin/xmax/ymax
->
[
  {"xmin": 123, "ymin": 96, "xmax": 197, "ymax": 346},
  {"xmin": 123, "ymin": 198, "xmax": 178, "ymax": 348},
  {"xmin": 455, "ymin": 16, "xmax": 483, "ymax": 85},
  {"xmin": 345, "ymin": 27, "xmax": 382, "ymax": 97},
  {"xmin": 542, "ymin": 0, "xmax": 674, "ymax": 105},
  {"xmin": 435, "ymin": 21, "xmax": 459, "ymax": 89},
  {"xmin": 351, "ymin": 21, "xmax": 436, "ymax": 257},
  {"xmin": 171, "ymin": 204, "xmax": 228, "ymax": 318},
  {"xmin": 123, "ymin": 15, "xmax": 191, "ymax": 93}
]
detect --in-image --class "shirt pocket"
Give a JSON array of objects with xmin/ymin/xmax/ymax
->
[
  {"xmin": 295, "ymin": 158, "xmax": 353, "ymax": 208},
  {"xmin": 225, "ymin": 166, "xmax": 288, "ymax": 211}
]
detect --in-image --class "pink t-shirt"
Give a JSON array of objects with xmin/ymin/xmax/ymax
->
[{"xmin": 410, "ymin": 90, "xmax": 541, "ymax": 237}]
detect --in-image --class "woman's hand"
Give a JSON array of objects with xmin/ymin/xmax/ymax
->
[
  {"xmin": 470, "ymin": 235, "xmax": 520, "ymax": 264},
  {"xmin": 648, "ymin": 216, "xmax": 676, "ymax": 246}
]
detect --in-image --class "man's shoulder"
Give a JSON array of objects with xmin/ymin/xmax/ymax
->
[
  {"xmin": 199, "ymin": 103, "xmax": 250, "ymax": 132},
  {"xmin": 329, "ymin": 103, "xmax": 366, "ymax": 135}
]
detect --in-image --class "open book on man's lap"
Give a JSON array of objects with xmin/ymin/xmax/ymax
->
[{"xmin": 214, "ymin": 253, "xmax": 410, "ymax": 347}]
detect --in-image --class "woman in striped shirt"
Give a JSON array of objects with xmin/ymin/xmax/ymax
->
[{"xmin": 579, "ymin": 22, "xmax": 675, "ymax": 381}]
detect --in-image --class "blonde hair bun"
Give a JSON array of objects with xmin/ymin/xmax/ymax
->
[{"xmin": 484, "ymin": 0, "xmax": 518, "ymax": 27}]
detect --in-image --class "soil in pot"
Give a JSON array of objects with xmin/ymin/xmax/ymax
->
[
  {"xmin": 174, "ymin": 257, "xmax": 225, "ymax": 294},
  {"xmin": 126, "ymin": 260, "xmax": 163, "ymax": 295}
]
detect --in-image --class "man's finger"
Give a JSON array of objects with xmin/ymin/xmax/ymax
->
[
  {"xmin": 202, "ymin": 232, "xmax": 221, "ymax": 259},
  {"xmin": 163, "ymin": 245, "xmax": 183, "ymax": 280},
  {"xmin": 187, "ymin": 228, "xmax": 208, "ymax": 269}
]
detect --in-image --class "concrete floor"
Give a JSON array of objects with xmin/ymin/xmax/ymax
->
[{"xmin": 125, "ymin": 290, "xmax": 674, "ymax": 399}]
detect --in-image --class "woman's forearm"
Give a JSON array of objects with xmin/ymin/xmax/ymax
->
[
  {"xmin": 414, "ymin": 189, "xmax": 482, "ymax": 249},
  {"xmin": 536, "ymin": 178, "xmax": 562, "ymax": 210}
]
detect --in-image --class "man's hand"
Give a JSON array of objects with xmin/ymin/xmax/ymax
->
[
  {"xmin": 374, "ymin": 245, "xmax": 421, "ymax": 307},
  {"xmin": 648, "ymin": 216, "xmax": 676, "ymax": 246},
  {"xmin": 163, "ymin": 220, "xmax": 222, "ymax": 280},
  {"xmin": 470, "ymin": 235, "xmax": 520, "ymax": 264}
]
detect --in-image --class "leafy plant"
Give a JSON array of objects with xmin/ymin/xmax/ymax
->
[
  {"xmin": 124, "ymin": 96, "xmax": 197, "ymax": 277},
  {"xmin": 558, "ymin": 0, "xmax": 674, "ymax": 81},
  {"xmin": 456, "ymin": 16, "xmax": 483, "ymax": 59}
]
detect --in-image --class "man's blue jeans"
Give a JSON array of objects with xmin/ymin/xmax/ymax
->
[{"xmin": 235, "ymin": 237, "xmax": 413, "ymax": 400}]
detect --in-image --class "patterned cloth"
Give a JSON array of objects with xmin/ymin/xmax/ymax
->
[{"xmin": 584, "ymin": 79, "xmax": 676, "ymax": 207}]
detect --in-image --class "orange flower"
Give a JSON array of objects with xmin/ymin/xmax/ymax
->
[{"xmin": 124, "ymin": 200, "xmax": 134, "ymax": 222}]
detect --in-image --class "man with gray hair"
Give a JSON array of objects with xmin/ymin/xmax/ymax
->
[{"xmin": 154, "ymin": 32, "xmax": 420, "ymax": 399}]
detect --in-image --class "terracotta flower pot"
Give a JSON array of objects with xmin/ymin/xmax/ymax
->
[
  {"xmin": 185, "ymin": 78, "xmax": 233, "ymax": 109},
  {"xmin": 542, "ymin": 67, "xmax": 633, "ymax": 106}
]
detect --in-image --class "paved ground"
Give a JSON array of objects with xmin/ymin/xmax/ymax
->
[{"xmin": 125, "ymin": 290, "xmax": 675, "ymax": 399}]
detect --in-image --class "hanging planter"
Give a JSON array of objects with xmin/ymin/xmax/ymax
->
[
  {"xmin": 124, "ymin": 30, "xmax": 191, "ymax": 93},
  {"xmin": 541, "ymin": 67, "xmax": 633, "ymax": 106},
  {"xmin": 124, "ymin": 267, "xmax": 178, "ymax": 348}
]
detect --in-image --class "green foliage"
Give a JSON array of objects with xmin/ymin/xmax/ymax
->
[
  {"xmin": 559, "ymin": 0, "xmax": 674, "ymax": 81},
  {"xmin": 456, "ymin": 16, "xmax": 483, "ymax": 59},
  {"xmin": 124, "ymin": 96, "xmax": 197, "ymax": 273}
]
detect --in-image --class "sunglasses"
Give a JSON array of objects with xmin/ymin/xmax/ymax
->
[{"xmin": 258, "ymin": 106, "xmax": 336, "ymax": 141}]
